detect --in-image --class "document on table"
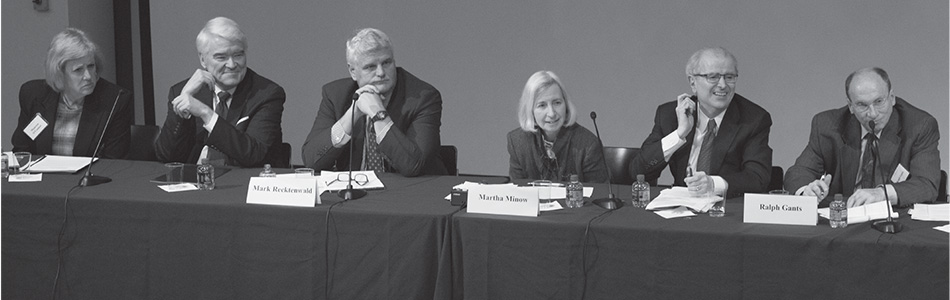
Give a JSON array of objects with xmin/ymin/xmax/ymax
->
[
  {"xmin": 645, "ymin": 187, "xmax": 721, "ymax": 213},
  {"xmin": 22, "ymin": 155, "xmax": 97, "ymax": 173},
  {"xmin": 933, "ymin": 224, "xmax": 950, "ymax": 233},
  {"xmin": 817, "ymin": 200, "xmax": 899, "ymax": 224},
  {"xmin": 319, "ymin": 171, "xmax": 384, "ymax": 192},
  {"xmin": 908, "ymin": 203, "xmax": 950, "ymax": 221},
  {"xmin": 654, "ymin": 206, "xmax": 697, "ymax": 219}
]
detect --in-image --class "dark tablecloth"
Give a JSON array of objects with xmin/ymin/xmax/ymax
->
[
  {"xmin": 2, "ymin": 159, "xmax": 469, "ymax": 299},
  {"xmin": 451, "ymin": 183, "xmax": 949, "ymax": 300}
]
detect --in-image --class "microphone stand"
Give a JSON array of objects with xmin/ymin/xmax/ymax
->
[
  {"xmin": 589, "ymin": 111, "xmax": 623, "ymax": 210},
  {"xmin": 338, "ymin": 93, "xmax": 367, "ymax": 200},
  {"xmin": 79, "ymin": 91, "xmax": 123, "ymax": 186},
  {"xmin": 867, "ymin": 121, "xmax": 901, "ymax": 233}
]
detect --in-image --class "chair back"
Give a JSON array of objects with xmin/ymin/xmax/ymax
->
[
  {"xmin": 268, "ymin": 142, "xmax": 292, "ymax": 168},
  {"xmin": 938, "ymin": 170, "xmax": 947, "ymax": 203},
  {"xmin": 440, "ymin": 145, "xmax": 458, "ymax": 176},
  {"xmin": 128, "ymin": 125, "xmax": 160, "ymax": 161},
  {"xmin": 603, "ymin": 146, "xmax": 640, "ymax": 185}
]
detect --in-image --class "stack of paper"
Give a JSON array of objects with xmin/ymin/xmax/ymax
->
[
  {"xmin": 22, "ymin": 155, "xmax": 97, "ymax": 173},
  {"xmin": 908, "ymin": 203, "xmax": 949, "ymax": 221},
  {"xmin": 645, "ymin": 187, "xmax": 722, "ymax": 213},
  {"xmin": 817, "ymin": 200, "xmax": 899, "ymax": 224}
]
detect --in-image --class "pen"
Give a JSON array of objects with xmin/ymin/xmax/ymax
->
[{"xmin": 686, "ymin": 167, "xmax": 693, "ymax": 177}]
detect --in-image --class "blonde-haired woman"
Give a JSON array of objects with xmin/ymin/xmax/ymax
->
[{"xmin": 507, "ymin": 71, "xmax": 607, "ymax": 182}]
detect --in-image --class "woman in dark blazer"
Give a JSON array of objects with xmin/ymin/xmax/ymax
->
[
  {"xmin": 507, "ymin": 71, "xmax": 608, "ymax": 183},
  {"xmin": 12, "ymin": 28, "xmax": 132, "ymax": 159}
]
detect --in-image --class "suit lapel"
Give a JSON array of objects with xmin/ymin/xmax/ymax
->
[
  {"xmin": 709, "ymin": 102, "xmax": 739, "ymax": 173},
  {"xmin": 876, "ymin": 109, "xmax": 902, "ymax": 183},
  {"xmin": 837, "ymin": 115, "xmax": 863, "ymax": 195},
  {"xmin": 227, "ymin": 73, "xmax": 251, "ymax": 125},
  {"xmin": 34, "ymin": 90, "xmax": 61, "ymax": 153},
  {"xmin": 73, "ymin": 89, "xmax": 104, "ymax": 155}
]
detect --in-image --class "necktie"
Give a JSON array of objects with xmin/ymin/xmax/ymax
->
[
  {"xmin": 207, "ymin": 91, "xmax": 232, "ymax": 166},
  {"xmin": 856, "ymin": 133, "xmax": 879, "ymax": 189},
  {"xmin": 695, "ymin": 119, "xmax": 717, "ymax": 173},
  {"xmin": 364, "ymin": 117, "xmax": 386, "ymax": 172}
]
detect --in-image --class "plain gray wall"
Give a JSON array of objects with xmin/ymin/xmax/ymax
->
[{"xmin": 4, "ymin": 0, "xmax": 948, "ymax": 185}]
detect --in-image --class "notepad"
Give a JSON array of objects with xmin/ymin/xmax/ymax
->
[{"xmin": 22, "ymin": 155, "xmax": 97, "ymax": 173}]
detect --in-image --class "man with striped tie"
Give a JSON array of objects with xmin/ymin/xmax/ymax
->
[{"xmin": 156, "ymin": 17, "xmax": 285, "ymax": 168}]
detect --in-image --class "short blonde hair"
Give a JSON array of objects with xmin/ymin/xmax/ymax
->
[
  {"xmin": 346, "ymin": 28, "xmax": 393, "ymax": 65},
  {"xmin": 196, "ymin": 17, "xmax": 247, "ymax": 55},
  {"xmin": 517, "ymin": 70, "xmax": 577, "ymax": 132},
  {"xmin": 45, "ymin": 28, "xmax": 103, "ymax": 92}
]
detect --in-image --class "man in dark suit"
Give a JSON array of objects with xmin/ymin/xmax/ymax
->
[
  {"xmin": 629, "ymin": 47, "xmax": 772, "ymax": 197},
  {"xmin": 302, "ymin": 28, "xmax": 446, "ymax": 177},
  {"xmin": 155, "ymin": 17, "xmax": 285, "ymax": 168},
  {"xmin": 785, "ymin": 67, "xmax": 940, "ymax": 207}
]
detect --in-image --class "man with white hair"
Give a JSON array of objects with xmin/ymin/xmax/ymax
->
[
  {"xmin": 156, "ymin": 17, "xmax": 285, "ymax": 167},
  {"xmin": 302, "ymin": 28, "xmax": 446, "ymax": 176}
]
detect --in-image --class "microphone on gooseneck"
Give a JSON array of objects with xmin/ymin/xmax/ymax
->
[
  {"xmin": 79, "ymin": 90, "xmax": 124, "ymax": 187},
  {"xmin": 338, "ymin": 92, "xmax": 367, "ymax": 200},
  {"xmin": 589, "ymin": 111, "xmax": 623, "ymax": 210},
  {"xmin": 868, "ymin": 120, "xmax": 902, "ymax": 233}
]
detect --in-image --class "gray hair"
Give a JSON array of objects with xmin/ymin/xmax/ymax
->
[
  {"xmin": 685, "ymin": 47, "xmax": 737, "ymax": 76},
  {"xmin": 195, "ymin": 17, "xmax": 247, "ymax": 55},
  {"xmin": 346, "ymin": 28, "xmax": 393, "ymax": 65},
  {"xmin": 45, "ymin": 28, "xmax": 103, "ymax": 92}
]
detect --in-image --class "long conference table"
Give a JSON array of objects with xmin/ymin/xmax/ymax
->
[{"xmin": 3, "ymin": 159, "xmax": 948, "ymax": 299}]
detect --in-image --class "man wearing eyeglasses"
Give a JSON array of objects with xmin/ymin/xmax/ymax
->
[
  {"xmin": 629, "ymin": 47, "xmax": 773, "ymax": 198},
  {"xmin": 785, "ymin": 67, "xmax": 940, "ymax": 207}
]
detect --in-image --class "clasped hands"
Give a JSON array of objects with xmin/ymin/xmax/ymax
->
[
  {"xmin": 351, "ymin": 85, "xmax": 386, "ymax": 118},
  {"xmin": 172, "ymin": 69, "xmax": 216, "ymax": 122},
  {"xmin": 801, "ymin": 174, "xmax": 888, "ymax": 207}
]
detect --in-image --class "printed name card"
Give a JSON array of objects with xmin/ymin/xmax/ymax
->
[
  {"xmin": 246, "ymin": 177, "xmax": 320, "ymax": 207},
  {"xmin": 743, "ymin": 193, "xmax": 817, "ymax": 226},
  {"xmin": 467, "ymin": 184, "xmax": 539, "ymax": 217}
]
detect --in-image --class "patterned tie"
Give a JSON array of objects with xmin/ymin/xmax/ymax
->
[
  {"xmin": 364, "ymin": 117, "xmax": 386, "ymax": 172},
  {"xmin": 856, "ymin": 133, "xmax": 879, "ymax": 189},
  {"xmin": 695, "ymin": 119, "xmax": 717, "ymax": 173},
  {"xmin": 207, "ymin": 91, "xmax": 231, "ymax": 166}
]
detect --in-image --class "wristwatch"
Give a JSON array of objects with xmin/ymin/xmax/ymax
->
[{"xmin": 371, "ymin": 110, "xmax": 389, "ymax": 122}]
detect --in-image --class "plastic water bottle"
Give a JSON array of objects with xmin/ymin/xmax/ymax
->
[
  {"xmin": 830, "ymin": 193, "xmax": 847, "ymax": 228},
  {"xmin": 1, "ymin": 155, "xmax": 8, "ymax": 178},
  {"xmin": 259, "ymin": 164, "xmax": 276, "ymax": 177},
  {"xmin": 566, "ymin": 175, "xmax": 584, "ymax": 208},
  {"xmin": 631, "ymin": 174, "xmax": 650, "ymax": 208},
  {"xmin": 197, "ymin": 158, "xmax": 215, "ymax": 190}
]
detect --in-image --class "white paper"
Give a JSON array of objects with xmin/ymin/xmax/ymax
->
[
  {"xmin": 444, "ymin": 181, "xmax": 516, "ymax": 200},
  {"xmin": 909, "ymin": 203, "xmax": 950, "ymax": 221},
  {"xmin": 22, "ymin": 155, "xmax": 97, "ymax": 173},
  {"xmin": 547, "ymin": 187, "xmax": 594, "ymax": 199},
  {"xmin": 539, "ymin": 201, "xmax": 564, "ymax": 211},
  {"xmin": 646, "ymin": 187, "xmax": 721, "ymax": 212},
  {"xmin": 319, "ymin": 171, "xmax": 384, "ymax": 191},
  {"xmin": 891, "ymin": 164, "xmax": 909, "ymax": 183},
  {"xmin": 654, "ymin": 206, "xmax": 697, "ymax": 219},
  {"xmin": 467, "ymin": 184, "xmax": 539, "ymax": 217},
  {"xmin": 8, "ymin": 173, "xmax": 42, "ymax": 182},
  {"xmin": 159, "ymin": 183, "xmax": 199, "ymax": 192},
  {"xmin": 933, "ymin": 224, "xmax": 950, "ymax": 233},
  {"xmin": 818, "ymin": 200, "xmax": 899, "ymax": 224}
]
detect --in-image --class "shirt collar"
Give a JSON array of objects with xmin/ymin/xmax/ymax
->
[{"xmin": 697, "ymin": 106, "xmax": 727, "ymax": 133}]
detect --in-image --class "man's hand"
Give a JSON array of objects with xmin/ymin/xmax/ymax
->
[
  {"xmin": 181, "ymin": 69, "xmax": 215, "ymax": 97},
  {"xmin": 848, "ymin": 187, "xmax": 886, "ymax": 208},
  {"xmin": 172, "ymin": 94, "xmax": 214, "ymax": 122},
  {"xmin": 675, "ymin": 93, "xmax": 696, "ymax": 139},
  {"xmin": 802, "ymin": 174, "xmax": 833, "ymax": 198},
  {"xmin": 355, "ymin": 85, "xmax": 385, "ymax": 117},
  {"xmin": 685, "ymin": 171, "xmax": 713, "ymax": 196}
]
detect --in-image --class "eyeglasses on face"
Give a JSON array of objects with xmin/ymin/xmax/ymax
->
[
  {"xmin": 692, "ymin": 73, "xmax": 738, "ymax": 84},
  {"xmin": 849, "ymin": 95, "xmax": 890, "ymax": 113},
  {"xmin": 325, "ymin": 173, "xmax": 369, "ymax": 186}
]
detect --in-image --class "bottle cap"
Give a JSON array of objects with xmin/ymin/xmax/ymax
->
[
  {"xmin": 570, "ymin": 174, "xmax": 579, "ymax": 182},
  {"xmin": 264, "ymin": 164, "xmax": 272, "ymax": 169},
  {"xmin": 199, "ymin": 158, "xmax": 209, "ymax": 164},
  {"xmin": 637, "ymin": 174, "xmax": 645, "ymax": 182},
  {"xmin": 834, "ymin": 193, "xmax": 843, "ymax": 200}
]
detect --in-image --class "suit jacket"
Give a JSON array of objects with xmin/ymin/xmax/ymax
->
[
  {"xmin": 629, "ymin": 94, "xmax": 772, "ymax": 197},
  {"xmin": 12, "ymin": 79, "xmax": 132, "ymax": 159},
  {"xmin": 507, "ymin": 124, "xmax": 608, "ymax": 183},
  {"xmin": 155, "ymin": 68, "xmax": 285, "ymax": 167},
  {"xmin": 302, "ymin": 67, "xmax": 447, "ymax": 176},
  {"xmin": 784, "ymin": 98, "xmax": 940, "ymax": 207}
]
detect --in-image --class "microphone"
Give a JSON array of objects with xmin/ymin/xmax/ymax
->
[
  {"xmin": 79, "ymin": 90, "xmax": 123, "ymax": 186},
  {"xmin": 338, "ymin": 92, "xmax": 367, "ymax": 200},
  {"xmin": 589, "ymin": 111, "xmax": 623, "ymax": 210},
  {"xmin": 868, "ymin": 120, "xmax": 902, "ymax": 233}
]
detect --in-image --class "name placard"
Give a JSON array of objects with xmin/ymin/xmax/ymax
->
[
  {"xmin": 743, "ymin": 193, "xmax": 817, "ymax": 226},
  {"xmin": 246, "ymin": 177, "xmax": 320, "ymax": 207},
  {"xmin": 467, "ymin": 185, "xmax": 539, "ymax": 217}
]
